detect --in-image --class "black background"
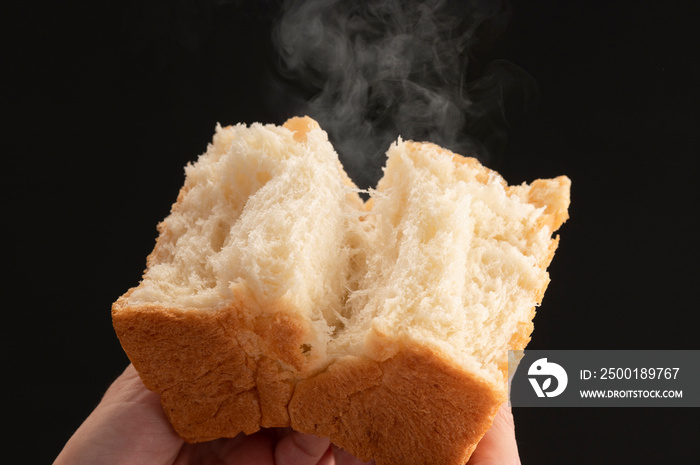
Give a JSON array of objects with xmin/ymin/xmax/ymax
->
[{"xmin": 3, "ymin": 1, "xmax": 699, "ymax": 463}]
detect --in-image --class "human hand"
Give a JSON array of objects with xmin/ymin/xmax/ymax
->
[
  {"xmin": 467, "ymin": 403, "xmax": 521, "ymax": 465},
  {"xmin": 54, "ymin": 364, "xmax": 519, "ymax": 465},
  {"xmin": 54, "ymin": 364, "xmax": 372, "ymax": 465}
]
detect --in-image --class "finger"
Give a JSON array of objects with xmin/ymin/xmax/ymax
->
[
  {"xmin": 274, "ymin": 431, "xmax": 333, "ymax": 465},
  {"xmin": 231, "ymin": 431, "xmax": 277, "ymax": 465},
  {"xmin": 333, "ymin": 445, "xmax": 375, "ymax": 465},
  {"xmin": 467, "ymin": 403, "xmax": 521, "ymax": 465},
  {"xmin": 173, "ymin": 434, "xmax": 247, "ymax": 465},
  {"xmin": 55, "ymin": 364, "xmax": 184, "ymax": 465}
]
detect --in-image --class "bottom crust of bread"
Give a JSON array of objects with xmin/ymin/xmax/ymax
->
[{"xmin": 113, "ymin": 295, "xmax": 505, "ymax": 465}]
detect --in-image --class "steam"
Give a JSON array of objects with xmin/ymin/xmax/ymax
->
[{"xmin": 269, "ymin": 0, "xmax": 534, "ymax": 188}]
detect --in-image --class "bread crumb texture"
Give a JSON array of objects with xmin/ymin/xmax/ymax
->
[{"xmin": 113, "ymin": 116, "xmax": 570, "ymax": 465}]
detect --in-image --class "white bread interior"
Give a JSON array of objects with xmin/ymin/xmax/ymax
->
[
  {"xmin": 330, "ymin": 139, "xmax": 568, "ymax": 388},
  {"xmin": 113, "ymin": 116, "xmax": 570, "ymax": 465},
  {"xmin": 125, "ymin": 116, "xmax": 365, "ymax": 367}
]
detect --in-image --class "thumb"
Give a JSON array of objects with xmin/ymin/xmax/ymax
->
[
  {"xmin": 467, "ymin": 403, "xmax": 521, "ymax": 465},
  {"xmin": 54, "ymin": 364, "xmax": 183, "ymax": 465},
  {"xmin": 274, "ymin": 431, "xmax": 334, "ymax": 465}
]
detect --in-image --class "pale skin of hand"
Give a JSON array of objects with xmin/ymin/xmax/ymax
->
[{"xmin": 54, "ymin": 365, "xmax": 520, "ymax": 465}]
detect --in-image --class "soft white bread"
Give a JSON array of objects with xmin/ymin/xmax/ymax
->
[{"xmin": 112, "ymin": 116, "xmax": 570, "ymax": 464}]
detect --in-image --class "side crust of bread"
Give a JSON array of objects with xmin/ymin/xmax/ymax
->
[
  {"xmin": 290, "ymin": 342, "xmax": 505, "ymax": 465},
  {"xmin": 112, "ymin": 287, "xmax": 313, "ymax": 441},
  {"xmin": 114, "ymin": 296, "xmax": 505, "ymax": 464}
]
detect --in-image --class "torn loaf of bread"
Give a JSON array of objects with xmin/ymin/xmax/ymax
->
[{"xmin": 112, "ymin": 116, "xmax": 570, "ymax": 465}]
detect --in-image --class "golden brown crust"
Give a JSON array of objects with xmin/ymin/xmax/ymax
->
[
  {"xmin": 112, "ymin": 287, "xmax": 315, "ymax": 442},
  {"xmin": 527, "ymin": 176, "xmax": 571, "ymax": 232},
  {"xmin": 282, "ymin": 115, "xmax": 320, "ymax": 143},
  {"xmin": 290, "ymin": 342, "xmax": 505, "ymax": 465},
  {"xmin": 114, "ymin": 292, "xmax": 505, "ymax": 464}
]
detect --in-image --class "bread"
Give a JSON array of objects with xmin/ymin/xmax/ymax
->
[{"xmin": 112, "ymin": 116, "xmax": 570, "ymax": 464}]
